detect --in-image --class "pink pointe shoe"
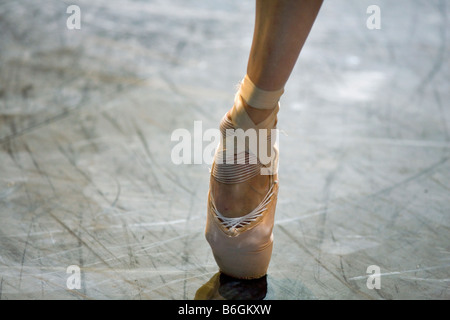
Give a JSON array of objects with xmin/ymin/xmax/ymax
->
[{"xmin": 205, "ymin": 75, "xmax": 283, "ymax": 279}]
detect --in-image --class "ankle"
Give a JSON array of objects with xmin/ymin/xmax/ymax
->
[
  {"xmin": 227, "ymin": 98, "xmax": 276, "ymax": 125},
  {"xmin": 241, "ymin": 99, "xmax": 277, "ymax": 125},
  {"xmin": 229, "ymin": 74, "xmax": 283, "ymax": 126}
]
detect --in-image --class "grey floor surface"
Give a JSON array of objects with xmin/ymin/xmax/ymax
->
[{"xmin": 0, "ymin": 0, "xmax": 449, "ymax": 299}]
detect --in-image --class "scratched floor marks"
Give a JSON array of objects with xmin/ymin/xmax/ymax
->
[{"xmin": 0, "ymin": 0, "xmax": 449, "ymax": 299}]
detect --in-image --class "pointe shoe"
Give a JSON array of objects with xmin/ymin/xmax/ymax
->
[
  {"xmin": 206, "ymin": 170, "xmax": 279, "ymax": 279},
  {"xmin": 205, "ymin": 75, "xmax": 283, "ymax": 279}
]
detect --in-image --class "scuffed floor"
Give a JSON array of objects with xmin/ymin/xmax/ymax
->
[{"xmin": 0, "ymin": 0, "xmax": 449, "ymax": 299}]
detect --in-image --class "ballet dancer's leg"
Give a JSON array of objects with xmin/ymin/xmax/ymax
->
[
  {"xmin": 211, "ymin": 0, "xmax": 323, "ymax": 219},
  {"xmin": 206, "ymin": 0, "xmax": 323, "ymax": 279}
]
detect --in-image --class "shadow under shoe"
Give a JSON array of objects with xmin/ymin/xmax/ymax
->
[{"xmin": 194, "ymin": 272, "xmax": 268, "ymax": 300}]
